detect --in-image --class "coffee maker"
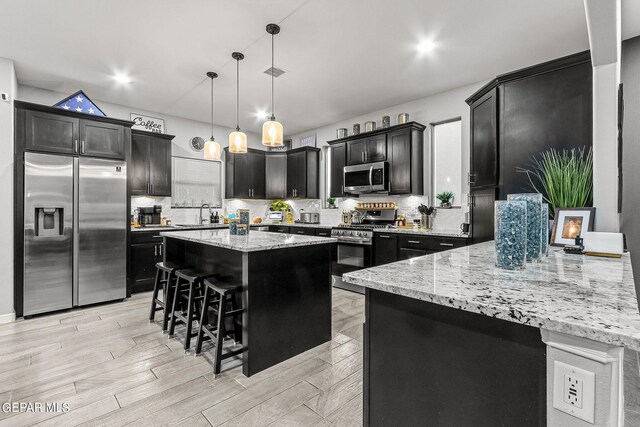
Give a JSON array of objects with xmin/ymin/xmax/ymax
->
[{"xmin": 137, "ymin": 205, "xmax": 162, "ymax": 227}]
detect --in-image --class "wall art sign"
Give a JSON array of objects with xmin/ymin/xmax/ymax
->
[
  {"xmin": 299, "ymin": 133, "xmax": 317, "ymax": 148},
  {"xmin": 130, "ymin": 113, "xmax": 165, "ymax": 134},
  {"xmin": 267, "ymin": 139, "xmax": 292, "ymax": 152}
]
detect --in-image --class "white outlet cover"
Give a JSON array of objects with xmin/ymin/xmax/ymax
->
[{"xmin": 553, "ymin": 360, "xmax": 596, "ymax": 424}]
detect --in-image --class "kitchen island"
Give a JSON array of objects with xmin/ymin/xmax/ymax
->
[
  {"xmin": 343, "ymin": 241, "xmax": 640, "ymax": 426},
  {"xmin": 162, "ymin": 229, "xmax": 336, "ymax": 376}
]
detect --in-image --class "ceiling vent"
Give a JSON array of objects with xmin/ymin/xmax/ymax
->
[{"xmin": 264, "ymin": 66, "xmax": 285, "ymax": 77}]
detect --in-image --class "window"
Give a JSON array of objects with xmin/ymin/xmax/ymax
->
[
  {"xmin": 432, "ymin": 119, "xmax": 462, "ymax": 206},
  {"xmin": 171, "ymin": 156, "xmax": 222, "ymax": 208}
]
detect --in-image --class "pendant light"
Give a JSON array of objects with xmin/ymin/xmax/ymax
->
[
  {"xmin": 262, "ymin": 23, "xmax": 284, "ymax": 147},
  {"xmin": 229, "ymin": 52, "xmax": 248, "ymax": 153},
  {"xmin": 204, "ymin": 71, "xmax": 222, "ymax": 160}
]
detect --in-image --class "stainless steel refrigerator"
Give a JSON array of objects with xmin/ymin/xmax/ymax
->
[{"xmin": 24, "ymin": 152, "xmax": 127, "ymax": 316}]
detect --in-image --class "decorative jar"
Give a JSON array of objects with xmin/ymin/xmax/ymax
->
[
  {"xmin": 494, "ymin": 200, "xmax": 527, "ymax": 270},
  {"xmin": 238, "ymin": 209, "xmax": 250, "ymax": 234},
  {"xmin": 398, "ymin": 113, "xmax": 410, "ymax": 124},
  {"xmin": 507, "ymin": 193, "xmax": 543, "ymax": 262},
  {"xmin": 353, "ymin": 124, "xmax": 360, "ymax": 135},
  {"xmin": 382, "ymin": 115, "xmax": 390, "ymax": 128},
  {"xmin": 336, "ymin": 128, "xmax": 348, "ymax": 138},
  {"xmin": 364, "ymin": 121, "xmax": 376, "ymax": 132},
  {"xmin": 229, "ymin": 220, "xmax": 239, "ymax": 235}
]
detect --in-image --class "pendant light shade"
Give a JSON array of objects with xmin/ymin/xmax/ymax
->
[
  {"xmin": 204, "ymin": 71, "xmax": 221, "ymax": 161},
  {"xmin": 262, "ymin": 24, "xmax": 284, "ymax": 147},
  {"xmin": 229, "ymin": 52, "xmax": 247, "ymax": 154}
]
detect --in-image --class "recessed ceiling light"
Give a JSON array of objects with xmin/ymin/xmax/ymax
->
[
  {"xmin": 417, "ymin": 40, "xmax": 437, "ymax": 54},
  {"xmin": 114, "ymin": 73, "xmax": 131, "ymax": 84},
  {"xmin": 255, "ymin": 109, "xmax": 268, "ymax": 119}
]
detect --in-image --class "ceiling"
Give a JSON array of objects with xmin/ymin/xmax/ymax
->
[{"xmin": 2, "ymin": 0, "xmax": 639, "ymax": 135}]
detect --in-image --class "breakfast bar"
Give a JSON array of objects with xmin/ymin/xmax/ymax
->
[
  {"xmin": 162, "ymin": 229, "xmax": 336, "ymax": 376},
  {"xmin": 344, "ymin": 242, "xmax": 640, "ymax": 426}
]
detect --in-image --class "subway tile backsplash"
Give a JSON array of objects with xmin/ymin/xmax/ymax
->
[{"xmin": 131, "ymin": 195, "xmax": 467, "ymax": 232}]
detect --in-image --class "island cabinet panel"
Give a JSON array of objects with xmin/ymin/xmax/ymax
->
[
  {"xmin": 373, "ymin": 233, "xmax": 398, "ymax": 266},
  {"xmin": 364, "ymin": 289, "xmax": 546, "ymax": 426},
  {"xmin": 130, "ymin": 130, "xmax": 174, "ymax": 196},
  {"xmin": 329, "ymin": 143, "xmax": 347, "ymax": 198},
  {"xmin": 25, "ymin": 110, "xmax": 79, "ymax": 155}
]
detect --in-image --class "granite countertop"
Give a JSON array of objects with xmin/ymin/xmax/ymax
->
[
  {"xmin": 343, "ymin": 241, "xmax": 640, "ymax": 350},
  {"xmin": 161, "ymin": 228, "xmax": 337, "ymax": 252}
]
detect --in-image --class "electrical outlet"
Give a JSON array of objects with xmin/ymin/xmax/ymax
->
[{"xmin": 553, "ymin": 361, "xmax": 595, "ymax": 424}]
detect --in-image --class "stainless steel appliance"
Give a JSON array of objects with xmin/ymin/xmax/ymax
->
[
  {"xmin": 24, "ymin": 152, "xmax": 127, "ymax": 316},
  {"xmin": 299, "ymin": 212, "xmax": 320, "ymax": 224},
  {"xmin": 331, "ymin": 208, "xmax": 396, "ymax": 294},
  {"xmin": 344, "ymin": 161, "xmax": 389, "ymax": 194}
]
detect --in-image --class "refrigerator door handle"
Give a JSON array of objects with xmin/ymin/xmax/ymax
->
[{"xmin": 73, "ymin": 157, "xmax": 79, "ymax": 306}]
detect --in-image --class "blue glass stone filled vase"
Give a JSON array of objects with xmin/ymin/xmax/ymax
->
[
  {"xmin": 229, "ymin": 220, "xmax": 238, "ymax": 235},
  {"xmin": 238, "ymin": 209, "xmax": 250, "ymax": 234},
  {"xmin": 507, "ymin": 193, "xmax": 543, "ymax": 262},
  {"xmin": 494, "ymin": 200, "xmax": 528, "ymax": 270},
  {"xmin": 541, "ymin": 203, "xmax": 549, "ymax": 256}
]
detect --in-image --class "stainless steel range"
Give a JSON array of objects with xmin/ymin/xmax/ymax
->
[{"xmin": 331, "ymin": 209, "xmax": 396, "ymax": 294}]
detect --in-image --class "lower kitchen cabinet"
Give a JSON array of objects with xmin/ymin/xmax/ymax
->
[
  {"xmin": 315, "ymin": 228, "xmax": 332, "ymax": 237},
  {"xmin": 375, "ymin": 232, "xmax": 468, "ymax": 265},
  {"xmin": 129, "ymin": 231, "xmax": 164, "ymax": 293},
  {"xmin": 268, "ymin": 225, "xmax": 290, "ymax": 233},
  {"xmin": 374, "ymin": 233, "xmax": 398, "ymax": 265},
  {"xmin": 289, "ymin": 226, "xmax": 316, "ymax": 236}
]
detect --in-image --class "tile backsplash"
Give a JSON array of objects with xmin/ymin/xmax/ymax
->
[{"xmin": 131, "ymin": 195, "xmax": 468, "ymax": 233}]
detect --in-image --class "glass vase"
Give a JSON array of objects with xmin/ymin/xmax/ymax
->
[
  {"xmin": 507, "ymin": 193, "xmax": 543, "ymax": 262},
  {"xmin": 238, "ymin": 209, "xmax": 250, "ymax": 234},
  {"xmin": 541, "ymin": 203, "xmax": 549, "ymax": 256},
  {"xmin": 494, "ymin": 201, "xmax": 528, "ymax": 270}
]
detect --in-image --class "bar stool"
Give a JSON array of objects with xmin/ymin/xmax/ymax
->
[
  {"xmin": 149, "ymin": 261, "xmax": 185, "ymax": 332},
  {"xmin": 168, "ymin": 268, "xmax": 216, "ymax": 353},
  {"xmin": 195, "ymin": 278, "xmax": 244, "ymax": 376}
]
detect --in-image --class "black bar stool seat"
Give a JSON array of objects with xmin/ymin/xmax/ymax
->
[
  {"xmin": 149, "ymin": 261, "xmax": 188, "ymax": 333},
  {"xmin": 195, "ymin": 278, "xmax": 245, "ymax": 376},
  {"xmin": 168, "ymin": 268, "xmax": 217, "ymax": 353}
]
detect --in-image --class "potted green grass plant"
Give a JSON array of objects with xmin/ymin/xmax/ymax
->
[{"xmin": 436, "ymin": 191, "xmax": 454, "ymax": 208}]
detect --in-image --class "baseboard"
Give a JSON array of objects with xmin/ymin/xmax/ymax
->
[{"xmin": 0, "ymin": 312, "xmax": 16, "ymax": 324}]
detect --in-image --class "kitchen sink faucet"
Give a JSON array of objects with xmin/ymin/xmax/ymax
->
[{"xmin": 199, "ymin": 204, "xmax": 212, "ymax": 224}]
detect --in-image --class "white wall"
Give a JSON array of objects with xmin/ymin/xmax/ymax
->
[
  {"xmin": 288, "ymin": 81, "xmax": 486, "ymax": 211},
  {"xmin": 0, "ymin": 58, "xmax": 17, "ymax": 322}
]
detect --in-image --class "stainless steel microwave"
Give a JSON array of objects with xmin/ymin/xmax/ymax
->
[{"xmin": 344, "ymin": 161, "xmax": 389, "ymax": 193}]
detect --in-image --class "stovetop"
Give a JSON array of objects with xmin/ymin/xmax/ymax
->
[{"xmin": 331, "ymin": 223, "xmax": 394, "ymax": 245}]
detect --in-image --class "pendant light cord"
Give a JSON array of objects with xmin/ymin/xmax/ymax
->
[
  {"xmin": 236, "ymin": 58, "xmax": 240, "ymax": 132},
  {"xmin": 210, "ymin": 76, "xmax": 214, "ymax": 139},
  {"xmin": 271, "ymin": 32, "xmax": 275, "ymax": 121}
]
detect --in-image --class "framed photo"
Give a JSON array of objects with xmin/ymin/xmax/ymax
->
[{"xmin": 550, "ymin": 208, "xmax": 595, "ymax": 246}]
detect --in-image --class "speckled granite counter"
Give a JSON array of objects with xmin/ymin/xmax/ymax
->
[
  {"xmin": 161, "ymin": 228, "xmax": 336, "ymax": 253},
  {"xmin": 343, "ymin": 241, "xmax": 640, "ymax": 350}
]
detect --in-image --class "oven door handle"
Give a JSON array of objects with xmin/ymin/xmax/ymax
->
[{"xmin": 369, "ymin": 166, "xmax": 373, "ymax": 186}]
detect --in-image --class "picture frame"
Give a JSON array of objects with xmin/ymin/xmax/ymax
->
[
  {"xmin": 298, "ymin": 133, "xmax": 317, "ymax": 148},
  {"xmin": 550, "ymin": 207, "xmax": 596, "ymax": 247},
  {"xmin": 267, "ymin": 139, "xmax": 292, "ymax": 152}
]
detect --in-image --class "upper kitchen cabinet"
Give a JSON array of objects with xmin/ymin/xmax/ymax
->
[
  {"xmin": 329, "ymin": 143, "xmax": 347, "ymax": 198},
  {"xmin": 468, "ymin": 88, "xmax": 498, "ymax": 190},
  {"xmin": 329, "ymin": 121, "xmax": 425, "ymax": 196},
  {"xmin": 18, "ymin": 101, "xmax": 133, "ymax": 160},
  {"xmin": 286, "ymin": 147, "xmax": 320, "ymax": 199},
  {"xmin": 347, "ymin": 134, "xmax": 386, "ymax": 165},
  {"xmin": 130, "ymin": 130, "xmax": 174, "ymax": 197},
  {"xmin": 265, "ymin": 153, "xmax": 287, "ymax": 199},
  {"xmin": 225, "ymin": 148, "xmax": 266, "ymax": 199}
]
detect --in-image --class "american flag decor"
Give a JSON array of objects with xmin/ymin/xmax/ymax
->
[{"xmin": 53, "ymin": 90, "xmax": 106, "ymax": 117}]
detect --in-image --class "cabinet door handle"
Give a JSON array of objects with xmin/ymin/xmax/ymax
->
[
  {"xmin": 439, "ymin": 242, "xmax": 454, "ymax": 247},
  {"xmin": 154, "ymin": 245, "xmax": 157, "ymax": 256},
  {"xmin": 74, "ymin": 140, "xmax": 78, "ymax": 153},
  {"xmin": 159, "ymin": 244, "xmax": 163, "ymax": 255},
  {"xmin": 408, "ymin": 240, "xmax": 421, "ymax": 244},
  {"xmin": 468, "ymin": 173, "xmax": 476, "ymax": 185},
  {"xmin": 341, "ymin": 185, "xmax": 344, "ymax": 195},
  {"xmin": 297, "ymin": 231, "xmax": 305, "ymax": 234},
  {"xmin": 379, "ymin": 235, "xmax": 390, "ymax": 239},
  {"xmin": 81, "ymin": 140, "xmax": 85, "ymax": 154}
]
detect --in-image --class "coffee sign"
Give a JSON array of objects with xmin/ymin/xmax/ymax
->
[{"xmin": 130, "ymin": 113, "xmax": 165, "ymax": 134}]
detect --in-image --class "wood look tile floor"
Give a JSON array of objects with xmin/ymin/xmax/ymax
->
[{"xmin": 0, "ymin": 288, "xmax": 364, "ymax": 427}]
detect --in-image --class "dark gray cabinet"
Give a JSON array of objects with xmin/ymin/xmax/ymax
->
[
  {"xmin": 289, "ymin": 226, "xmax": 315, "ymax": 236},
  {"xmin": 130, "ymin": 130, "xmax": 174, "ymax": 197},
  {"xmin": 268, "ymin": 225, "xmax": 290, "ymax": 233},
  {"xmin": 225, "ymin": 148, "xmax": 266, "ymax": 199},
  {"xmin": 347, "ymin": 134, "xmax": 386, "ymax": 165},
  {"xmin": 286, "ymin": 147, "xmax": 320, "ymax": 199},
  {"xmin": 470, "ymin": 188, "xmax": 497, "ymax": 245},
  {"xmin": 130, "ymin": 231, "xmax": 163, "ymax": 293},
  {"xmin": 469, "ymin": 88, "xmax": 498, "ymax": 189},
  {"xmin": 374, "ymin": 232, "xmax": 467, "ymax": 265},
  {"xmin": 266, "ymin": 153, "xmax": 287, "ymax": 199},
  {"xmin": 329, "ymin": 143, "xmax": 347, "ymax": 198},
  {"xmin": 24, "ymin": 108, "xmax": 128, "ymax": 159},
  {"xmin": 328, "ymin": 122, "xmax": 425, "ymax": 196}
]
